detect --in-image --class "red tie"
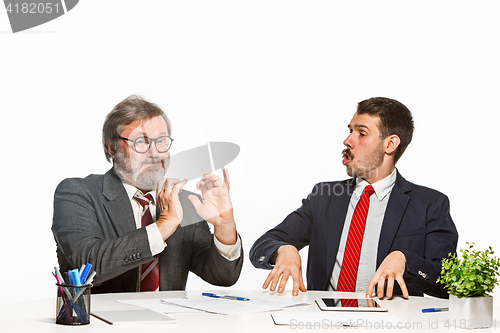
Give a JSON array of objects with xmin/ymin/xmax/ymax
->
[
  {"xmin": 337, "ymin": 185, "xmax": 375, "ymax": 303},
  {"xmin": 134, "ymin": 192, "xmax": 160, "ymax": 292}
]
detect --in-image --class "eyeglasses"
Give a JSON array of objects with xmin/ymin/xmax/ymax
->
[{"xmin": 119, "ymin": 135, "xmax": 174, "ymax": 153}]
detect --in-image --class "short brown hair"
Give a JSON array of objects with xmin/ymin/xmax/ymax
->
[
  {"xmin": 356, "ymin": 97, "xmax": 414, "ymax": 163},
  {"xmin": 102, "ymin": 95, "xmax": 172, "ymax": 162}
]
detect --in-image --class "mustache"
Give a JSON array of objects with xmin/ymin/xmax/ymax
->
[
  {"xmin": 140, "ymin": 157, "xmax": 167, "ymax": 166},
  {"xmin": 342, "ymin": 148, "xmax": 353, "ymax": 159}
]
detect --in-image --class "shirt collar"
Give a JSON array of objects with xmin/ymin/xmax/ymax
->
[
  {"xmin": 354, "ymin": 168, "xmax": 397, "ymax": 201},
  {"xmin": 122, "ymin": 182, "xmax": 157, "ymax": 205}
]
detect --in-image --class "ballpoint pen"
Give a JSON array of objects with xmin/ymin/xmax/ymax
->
[
  {"xmin": 202, "ymin": 292, "xmax": 250, "ymax": 301},
  {"xmin": 80, "ymin": 263, "xmax": 92, "ymax": 284},
  {"xmin": 422, "ymin": 307, "xmax": 449, "ymax": 313}
]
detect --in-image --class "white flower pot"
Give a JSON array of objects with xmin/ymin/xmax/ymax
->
[{"xmin": 449, "ymin": 294, "xmax": 493, "ymax": 329}]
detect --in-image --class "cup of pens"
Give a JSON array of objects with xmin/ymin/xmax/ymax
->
[{"xmin": 53, "ymin": 264, "xmax": 96, "ymax": 325}]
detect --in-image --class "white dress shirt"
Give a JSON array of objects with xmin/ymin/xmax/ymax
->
[{"xmin": 328, "ymin": 168, "xmax": 397, "ymax": 293}]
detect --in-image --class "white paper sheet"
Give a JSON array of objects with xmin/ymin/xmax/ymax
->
[
  {"xmin": 117, "ymin": 298, "xmax": 202, "ymax": 314},
  {"xmin": 271, "ymin": 312, "xmax": 405, "ymax": 328},
  {"xmin": 161, "ymin": 291, "xmax": 310, "ymax": 315}
]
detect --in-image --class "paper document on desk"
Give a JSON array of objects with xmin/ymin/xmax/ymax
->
[
  {"xmin": 162, "ymin": 291, "xmax": 310, "ymax": 315},
  {"xmin": 117, "ymin": 299, "xmax": 202, "ymax": 314},
  {"xmin": 271, "ymin": 312, "xmax": 404, "ymax": 327}
]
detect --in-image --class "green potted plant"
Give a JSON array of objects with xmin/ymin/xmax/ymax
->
[{"xmin": 437, "ymin": 242, "xmax": 500, "ymax": 329}]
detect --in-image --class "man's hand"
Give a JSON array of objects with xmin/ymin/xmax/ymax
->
[
  {"xmin": 188, "ymin": 168, "xmax": 237, "ymax": 245},
  {"xmin": 262, "ymin": 245, "xmax": 307, "ymax": 296},
  {"xmin": 366, "ymin": 250, "xmax": 408, "ymax": 298},
  {"xmin": 156, "ymin": 178, "xmax": 188, "ymax": 240}
]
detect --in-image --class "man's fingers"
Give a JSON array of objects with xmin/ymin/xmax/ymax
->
[
  {"xmin": 199, "ymin": 174, "xmax": 222, "ymax": 187},
  {"xmin": 366, "ymin": 299, "xmax": 376, "ymax": 307},
  {"xmin": 164, "ymin": 178, "xmax": 181, "ymax": 196},
  {"xmin": 223, "ymin": 168, "xmax": 230, "ymax": 191},
  {"xmin": 292, "ymin": 273, "xmax": 307, "ymax": 296},
  {"xmin": 385, "ymin": 276, "xmax": 395, "ymax": 298},
  {"xmin": 263, "ymin": 266, "xmax": 282, "ymax": 290},
  {"xmin": 377, "ymin": 276, "xmax": 386, "ymax": 298},
  {"xmin": 278, "ymin": 272, "xmax": 290, "ymax": 293},
  {"xmin": 188, "ymin": 194, "xmax": 203, "ymax": 212},
  {"xmin": 270, "ymin": 273, "xmax": 282, "ymax": 292},
  {"xmin": 396, "ymin": 275, "xmax": 409, "ymax": 298},
  {"xmin": 157, "ymin": 178, "xmax": 167, "ymax": 192},
  {"xmin": 262, "ymin": 270, "xmax": 274, "ymax": 289},
  {"xmin": 171, "ymin": 179, "xmax": 187, "ymax": 196},
  {"xmin": 365, "ymin": 277, "xmax": 377, "ymax": 298}
]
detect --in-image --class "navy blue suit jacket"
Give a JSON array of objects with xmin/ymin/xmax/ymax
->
[{"xmin": 250, "ymin": 171, "xmax": 458, "ymax": 298}]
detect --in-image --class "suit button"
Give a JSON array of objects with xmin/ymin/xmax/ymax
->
[
  {"xmin": 137, "ymin": 252, "xmax": 141, "ymax": 259},
  {"xmin": 418, "ymin": 271, "xmax": 428, "ymax": 279},
  {"xmin": 124, "ymin": 257, "xmax": 129, "ymax": 263},
  {"xmin": 132, "ymin": 254, "xmax": 137, "ymax": 260}
]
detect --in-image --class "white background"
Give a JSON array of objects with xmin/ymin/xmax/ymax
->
[{"xmin": 1, "ymin": 1, "xmax": 499, "ymax": 306}]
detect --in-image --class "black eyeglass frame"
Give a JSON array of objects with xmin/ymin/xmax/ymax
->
[{"xmin": 119, "ymin": 135, "xmax": 174, "ymax": 154}]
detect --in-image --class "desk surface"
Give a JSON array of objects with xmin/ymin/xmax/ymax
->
[{"xmin": 1, "ymin": 290, "xmax": 499, "ymax": 332}]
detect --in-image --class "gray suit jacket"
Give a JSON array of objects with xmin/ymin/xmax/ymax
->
[{"xmin": 52, "ymin": 168, "xmax": 243, "ymax": 294}]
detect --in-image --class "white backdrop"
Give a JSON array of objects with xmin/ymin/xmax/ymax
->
[{"xmin": 1, "ymin": 1, "xmax": 499, "ymax": 306}]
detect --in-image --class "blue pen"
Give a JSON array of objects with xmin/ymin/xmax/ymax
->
[
  {"xmin": 202, "ymin": 292, "xmax": 250, "ymax": 301},
  {"xmin": 422, "ymin": 307, "xmax": 448, "ymax": 313},
  {"xmin": 80, "ymin": 263, "xmax": 92, "ymax": 285},
  {"xmin": 67, "ymin": 270, "xmax": 75, "ymax": 286}
]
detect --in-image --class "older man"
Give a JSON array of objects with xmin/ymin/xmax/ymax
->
[
  {"xmin": 250, "ymin": 97, "xmax": 458, "ymax": 299},
  {"xmin": 52, "ymin": 95, "xmax": 242, "ymax": 293}
]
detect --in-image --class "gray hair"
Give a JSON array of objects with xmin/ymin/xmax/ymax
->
[{"xmin": 102, "ymin": 95, "xmax": 172, "ymax": 163}]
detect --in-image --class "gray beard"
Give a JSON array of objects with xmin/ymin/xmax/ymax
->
[{"xmin": 113, "ymin": 149, "xmax": 169, "ymax": 191}]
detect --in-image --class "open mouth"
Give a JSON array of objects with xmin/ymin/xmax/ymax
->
[{"xmin": 342, "ymin": 149, "xmax": 352, "ymax": 166}]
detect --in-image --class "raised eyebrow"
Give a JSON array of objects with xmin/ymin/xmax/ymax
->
[
  {"xmin": 353, "ymin": 124, "xmax": 370, "ymax": 131},
  {"xmin": 347, "ymin": 124, "xmax": 370, "ymax": 130}
]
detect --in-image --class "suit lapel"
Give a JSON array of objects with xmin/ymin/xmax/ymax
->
[
  {"xmin": 102, "ymin": 168, "xmax": 136, "ymax": 236},
  {"xmin": 326, "ymin": 179, "xmax": 355, "ymax": 283},
  {"xmin": 376, "ymin": 171, "xmax": 411, "ymax": 265}
]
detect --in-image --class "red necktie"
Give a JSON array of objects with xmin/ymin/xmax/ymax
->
[
  {"xmin": 337, "ymin": 185, "xmax": 375, "ymax": 304},
  {"xmin": 134, "ymin": 192, "xmax": 160, "ymax": 292}
]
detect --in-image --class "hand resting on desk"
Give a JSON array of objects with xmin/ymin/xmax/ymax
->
[
  {"xmin": 262, "ymin": 246, "xmax": 409, "ymax": 298},
  {"xmin": 262, "ymin": 245, "xmax": 307, "ymax": 296}
]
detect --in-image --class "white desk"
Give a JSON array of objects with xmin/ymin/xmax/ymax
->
[{"xmin": 1, "ymin": 290, "xmax": 499, "ymax": 332}]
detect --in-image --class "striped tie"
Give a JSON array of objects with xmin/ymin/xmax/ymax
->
[
  {"xmin": 134, "ymin": 192, "xmax": 160, "ymax": 292},
  {"xmin": 337, "ymin": 185, "xmax": 375, "ymax": 305}
]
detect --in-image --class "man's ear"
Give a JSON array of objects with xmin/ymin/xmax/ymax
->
[
  {"xmin": 107, "ymin": 142, "xmax": 116, "ymax": 159},
  {"xmin": 385, "ymin": 135, "xmax": 401, "ymax": 156}
]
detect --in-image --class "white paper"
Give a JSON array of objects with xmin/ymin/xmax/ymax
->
[
  {"xmin": 161, "ymin": 291, "xmax": 310, "ymax": 315},
  {"xmin": 271, "ymin": 312, "xmax": 405, "ymax": 328},
  {"xmin": 117, "ymin": 298, "xmax": 202, "ymax": 314},
  {"xmin": 92, "ymin": 309, "xmax": 176, "ymax": 325}
]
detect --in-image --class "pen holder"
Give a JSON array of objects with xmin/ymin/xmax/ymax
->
[{"xmin": 56, "ymin": 283, "xmax": 92, "ymax": 325}]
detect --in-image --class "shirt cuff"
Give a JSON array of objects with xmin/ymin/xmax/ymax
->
[
  {"xmin": 214, "ymin": 234, "xmax": 242, "ymax": 261},
  {"xmin": 146, "ymin": 223, "xmax": 166, "ymax": 256}
]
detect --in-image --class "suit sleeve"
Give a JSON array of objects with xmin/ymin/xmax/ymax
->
[
  {"xmin": 250, "ymin": 184, "xmax": 318, "ymax": 269},
  {"xmin": 52, "ymin": 178, "xmax": 153, "ymax": 286},
  {"xmin": 397, "ymin": 193, "xmax": 458, "ymax": 298},
  {"xmin": 179, "ymin": 192, "xmax": 243, "ymax": 286}
]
